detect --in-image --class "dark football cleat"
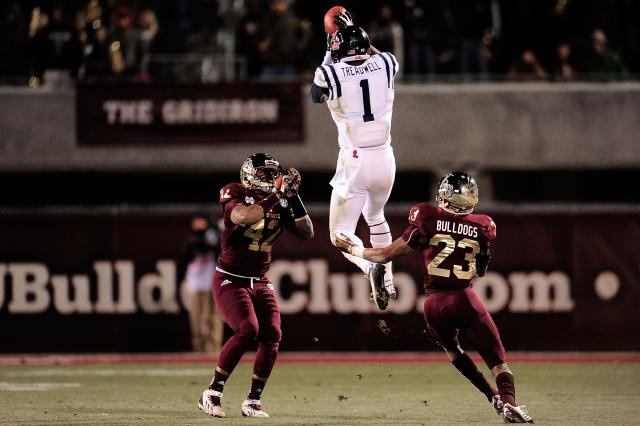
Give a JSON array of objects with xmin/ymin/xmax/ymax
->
[
  {"xmin": 368, "ymin": 263, "xmax": 388, "ymax": 310},
  {"xmin": 503, "ymin": 403, "xmax": 534, "ymax": 423},
  {"xmin": 492, "ymin": 395, "xmax": 504, "ymax": 415}
]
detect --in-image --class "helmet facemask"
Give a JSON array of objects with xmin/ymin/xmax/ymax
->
[{"xmin": 436, "ymin": 173, "xmax": 479, "ymax": 215}]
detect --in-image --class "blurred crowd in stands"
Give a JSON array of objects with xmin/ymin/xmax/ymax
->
[{"xmin": 0, "ymin": 0, "xmax": 637, "ymax": 86}]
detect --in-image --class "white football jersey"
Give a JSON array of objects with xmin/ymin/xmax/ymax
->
[{"xmin": 314, "ymin": 52, "xmax": 399, "ymax": 149}]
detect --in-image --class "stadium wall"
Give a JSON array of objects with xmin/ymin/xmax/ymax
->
[
  {"xmin": 1, "ymin": 209, "xmax": 639, "ymax": 352},
  {"xmin": 1, "ymin": 83, "xmax": 639, "ymax": 172}
]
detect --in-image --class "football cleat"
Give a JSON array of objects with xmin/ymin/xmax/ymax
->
[
  {"xmin": 241, "ymin": 399, "xmax": 269, "ymax": 417},
  {"xmin": 368, "ymin": 263, "xmax": 388, "ymax": 310},
  {"xmin": 492, "ymin": 395, "xmax": 504, "ymax": 415},
  {"xmin": 198, "ymin": 389, "xmax": 225, "ymax": 418},
  {"xmin": 503, "ymin": 403, "xmax": 534, "ymax": 423}
]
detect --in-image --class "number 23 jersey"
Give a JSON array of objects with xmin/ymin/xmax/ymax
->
[
  {"xmin": 217, "ymin": 183, "xmax": 291, "ymax": 278},
  {"xmin": 314, "ymin": 53, "xmax": 399, "ymax": 149},
  {"xmin": 402, "ymin": 203, "xmax": 496, "ymax": 294}
]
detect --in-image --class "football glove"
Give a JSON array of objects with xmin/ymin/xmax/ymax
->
[
  {"xmin": 476, "ymin": 249, "xmax": 491, "ymax": 277},
  {"xmin": 283, "ymin": 168, "xmax": 301, "ymax": 194},
  {"xmin": 333, "ymin": 10, "xmax": 354, "ymax": 29}
]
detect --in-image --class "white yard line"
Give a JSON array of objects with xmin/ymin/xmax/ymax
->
[{"xmin": 0, "ymin": 382, "xmax": 81, "ymax": 391}]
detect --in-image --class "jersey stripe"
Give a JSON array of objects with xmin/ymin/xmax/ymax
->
[
  {"xmin": 318, "ymin": 66, "xmax": 334, "ymax": 100},
  {"xmin": 379, "ymin": 54, "xmax": 391, "ymax": 88},
  {"xmin": 388, "ymin": 53, "xmax": 398, "ymax": 86},
  {"xmin": 327, "ymin": 65, "xmax": 342, "ymax": 98},
  {"xmin": 382, "ymin": 53, "xmax": 397, "ymax": 88}
]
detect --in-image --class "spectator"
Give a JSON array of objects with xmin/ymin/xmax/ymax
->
[
  {"xmin": 369, "ymin": 4, "xmax": 404, "ymax": 75},
  {"xmin": 136, "ymin": 9, "xmax": 159, "ymax": 81},
  {"xmin": 28, "ymin": 5, "xmax": 83, "ymax": 87},
  {"xmin": 236, "ymin": 0, "xmax": 263, "ymax": 78},
  {"xmin": 83, "ymin": 26, "xmax": 111, "ymax": 79},
  {"xmin": 0, "ymin": 4, "xmax": 27, "ymax": 81},
  {"xmin": 403, "ymin": 0, "xmax": 456, "ymax": 80},
  {"xmin": 184, "ymin": 214, "xmax": 223, "ymax": 354},
  {"xmin": 109, "ymin": 6, "xmax": 137, "ymax": 76},
  {"xmin": 507, "ymin": 49, "xmax": 547, "ymax": 81},
  {"xmin": 451, "ymin": 0, "xmax": 493, "ymax": 81},
  {"xmin": 584, "ymin": 29, "xmax": 627, "ymax": 81},
  {"xmin": 256, "ymin": 0, "xmax": 306, "ymax": 79},
  {"xmin": 551, "ymin": 42, "xmax": 576, "ymax": 82}
]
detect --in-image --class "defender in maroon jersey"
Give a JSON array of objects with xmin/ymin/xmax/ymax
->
[
  {"xmin": 334, "ymin": 172, "xmax": 534, "ymax": 423},
  {"xmin": 198, "ymin": 153, "xmax": 314, "ymax": 419}
]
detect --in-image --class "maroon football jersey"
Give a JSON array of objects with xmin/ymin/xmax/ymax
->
[
  {"xmin": 401, "ymin": 203, "xmax": 496, "ymax": 294},
  {"xmin": 217, "ymin": 183, "xmax": 292, "ymax": 278}
]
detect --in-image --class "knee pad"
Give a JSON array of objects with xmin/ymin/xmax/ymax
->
[
  {"xmin": 260, "ymin": 324, "xmax": 282, "ymax": 345},
  {"xmin": 235, "ymin": 318, "xmax": 259, "ymax": 342},
  {"xmin": 364, "ymin": 213, "xmax": 387, "ymax": 228}
]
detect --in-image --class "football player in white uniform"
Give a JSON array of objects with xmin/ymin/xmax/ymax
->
[{"xmin": 312, "ymin": 17, "xmax": 399, "ymax": 310}]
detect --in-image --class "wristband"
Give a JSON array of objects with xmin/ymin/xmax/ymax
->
[
  {"xmin": 350, "ymin": 245, "xmax": 365, "ymax": 258},
  {"xmin": 256, "ymin": 193, "xmax": 279, "ymax": 212},
  {"xmin": 287, "ymin": 194, "xmax": 308, "ymax": 219}
]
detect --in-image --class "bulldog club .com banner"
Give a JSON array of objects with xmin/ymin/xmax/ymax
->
[
  {"xmin": 76, "ymin": 83, "xmax": 303, "ymax": 145},
  {"xmin": 1, "ymin": 212, "xmax": 639, "ymax": 352}
]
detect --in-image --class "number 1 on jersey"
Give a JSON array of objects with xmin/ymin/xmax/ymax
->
[{"xmin": 359, "ymin": 79, "xmax": 374, "ymax": 122}]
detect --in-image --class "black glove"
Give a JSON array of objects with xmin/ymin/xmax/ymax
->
[{"xmin": 476, "ymin": 249, "xmax": 491, "ymax": 277}]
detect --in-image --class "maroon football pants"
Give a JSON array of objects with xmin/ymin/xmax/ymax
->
[
  {"xmin": 423, "ymin": 287, "xmax": 506, "ymax": 369},
  {"xmin": 212, "ymin": 271, "xmax": 282, "ymax": 379}
]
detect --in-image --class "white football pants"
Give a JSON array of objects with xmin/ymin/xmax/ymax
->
[{"xmin": 329, "ymin": 145, "xmax": 395, "ymax": 283}]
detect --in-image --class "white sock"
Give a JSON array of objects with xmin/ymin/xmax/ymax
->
[{"xmin": 338, "ymin": 233, "xmax": 371, "ymax": 274}]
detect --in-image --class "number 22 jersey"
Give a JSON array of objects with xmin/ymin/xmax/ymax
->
[
  {"xmin": 402, "ymin": 203, "xmax": 497, "ymax": 294},
  {"xmin": 314, "ymin": 52, "xmax": 399, "ymax": 149},
  {"xmin": 217, "ymin": 183, "xmax": 291, "ymax": 278}
]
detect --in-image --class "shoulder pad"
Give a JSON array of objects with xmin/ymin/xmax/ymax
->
[
  {"xmin": 470, "ymin": 214, "xmax": 497, "ymax": 240},
  {"xmin": 408, "ymin": 202, "xmax": 434, "ymax": 225},
  {"xmin": 218, "ymin": 183, "xmax": 246, "ymax": 205}
]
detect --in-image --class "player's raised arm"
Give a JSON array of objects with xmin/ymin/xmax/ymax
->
[
  {"xmin": 279, "ymin": 168, "xmax": 314, "ymax": 240},
  {"xmin": 334, "ymin": 235, "xmax": 413, "ymax": 263}
]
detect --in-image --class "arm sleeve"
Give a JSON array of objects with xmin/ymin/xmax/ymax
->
[
  {"xmin": 311, "ymin": 83, "xmax": 330, "ymax": 104},
  {"xmin": 322, "ymin": 50, "xmax": 332, "ymax": 65}
]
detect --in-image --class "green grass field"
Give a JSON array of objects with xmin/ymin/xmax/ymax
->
[{"xmin": 1, "ymin": 361, "xmax": 640, "ymax": 425}]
